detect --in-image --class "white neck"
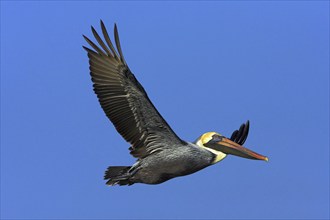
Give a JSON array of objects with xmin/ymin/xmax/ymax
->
[{"xmin": 195, "ymin": 139, "xmax": 227, "ymax": 164}]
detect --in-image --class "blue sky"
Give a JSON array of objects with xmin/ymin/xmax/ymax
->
[{"xmin": 1, "ymin": 1, "xmax": 329, "ymax": 219}]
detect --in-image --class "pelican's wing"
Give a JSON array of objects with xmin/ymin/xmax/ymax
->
[
  {"xmin": 83, "ymin": 21, "xmax": 186, "ymax": 158},
  {"xmin": 230, "ymin": 120, "xmax": 249, "ymax": 145}
]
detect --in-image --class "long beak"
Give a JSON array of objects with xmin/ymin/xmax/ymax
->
[{"xmin": 206, "ymin": 138, "xmax": 268, "ymax": 161}]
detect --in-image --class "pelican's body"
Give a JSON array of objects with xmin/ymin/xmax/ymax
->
[
  {"xmin": 124, "ymin": 143, "xmax": 214, "ymax": 184},
  {"xmin": 83, "ymin": 21, "xmax": 268, "ymax": 186}
]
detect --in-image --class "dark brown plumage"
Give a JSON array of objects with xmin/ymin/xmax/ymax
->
[{"xmin": 83, "ymin": 21, "xmax": 185, "ymax": 159}]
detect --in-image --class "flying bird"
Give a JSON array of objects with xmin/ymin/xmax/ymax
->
[{"xmin": 83, "ymin": 21, "xmax": 268, "ymax": 186}]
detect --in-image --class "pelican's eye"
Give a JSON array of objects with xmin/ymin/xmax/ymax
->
[{"xmin": 211, "ymin": 134, "xmax": 223, "ymax": 143}]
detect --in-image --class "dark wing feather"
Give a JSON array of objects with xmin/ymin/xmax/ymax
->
[
  {"xmin": 83, "ymin": 21, "xmax": 185, "ymax": 158},
  {"xmin": 230, "ymin": 120, "xmax": 250, "ymax": 145}
]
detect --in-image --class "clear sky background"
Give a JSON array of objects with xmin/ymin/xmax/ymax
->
[{"xmin": 1, "ymin": 1, "xmax": 329, "ymax": 219}]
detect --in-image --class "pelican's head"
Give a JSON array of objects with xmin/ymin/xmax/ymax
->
[{"xmin": 195, "ymin": 132, "xmax": 268, "ymax": 164}]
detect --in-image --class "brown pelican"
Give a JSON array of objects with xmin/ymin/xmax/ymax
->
[{"xmin": 83, "ymin": 21, "xmax": 268, "ymax": 186}]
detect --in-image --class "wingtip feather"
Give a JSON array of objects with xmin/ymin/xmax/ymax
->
[{"xmin": 113, "ymin": 23, "xmax": 127, "ymax": 65}]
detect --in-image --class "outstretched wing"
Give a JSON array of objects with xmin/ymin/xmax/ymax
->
[
  {"xmin": 230, "ymin": 120, "xmax": 250, "ymax": 145},
  {"xmin": 83, "ymin": 21, "xmax": 185, "ymax": 158}
]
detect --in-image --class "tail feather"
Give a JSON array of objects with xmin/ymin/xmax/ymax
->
[{"xmin": 104, "ymin": 166, "xmax": 132, "ymax": 186}]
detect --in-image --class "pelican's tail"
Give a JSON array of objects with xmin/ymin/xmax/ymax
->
[{"xmin": 104, "ymin": 166, "xmax": 132, "ymax": 186}]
